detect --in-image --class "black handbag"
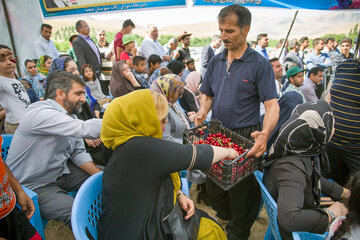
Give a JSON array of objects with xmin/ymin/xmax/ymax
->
[{"xmin": 164, "ymin": 202, "xmax": 200, "ymax": 240}]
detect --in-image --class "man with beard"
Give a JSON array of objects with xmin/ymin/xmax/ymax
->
[
  {"xmin": 6, "ymin": 71, "xmax": 102, "ymax": 226},
  {"xmin": 175, "ymin": 31, "xmax": 192, "ymax": 62},
  {"xmin": 34, "ymin": 23, "xmax": 59, "ymax": 59},
  {"xmin": 196, "ymin": 5, "xmax": 279, "ymax": 240}
]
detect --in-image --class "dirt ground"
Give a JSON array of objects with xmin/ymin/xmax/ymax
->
[{"xmin": 45, "ymin": 185, "xmax": 268, "ymax": 240}]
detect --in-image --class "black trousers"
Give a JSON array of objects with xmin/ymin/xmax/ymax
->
[
  {"xmin": 99, "ymin": 80, "xmax": 110, "ymax": 96},
  {"xmin": 326, "ymin": 143, "xmax": 360, "ymax": 186},
  {"xmin": 206, "ymin": 124, "xmax": 262, "ymax": 240}
]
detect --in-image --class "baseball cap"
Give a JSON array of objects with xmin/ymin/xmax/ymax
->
[
  {"xmin": 287, "ymin": 66, "xmax": 305, "ymax": 78},
  {"xmin": 122, "ymin": 34, "xmax": 136, "ymax": 45}
]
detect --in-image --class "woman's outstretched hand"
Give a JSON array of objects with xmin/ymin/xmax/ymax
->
[{"xmin": 177, "ymin": 191, "xmax": 195, "ymax": 220}]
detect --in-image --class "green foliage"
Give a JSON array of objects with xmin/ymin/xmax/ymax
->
[{"xmin": 54, "ymin": 41, "xmax": 71, "ymax": 52}]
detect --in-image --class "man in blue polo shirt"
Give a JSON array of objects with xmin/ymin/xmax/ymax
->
[{"xmin": 195, "ymin": 5, "xmax": 279, "ymax": 240}]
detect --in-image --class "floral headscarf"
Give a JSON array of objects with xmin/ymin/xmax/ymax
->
[
  {"xmin": 150, "ymin": 74, "xmax": 185, "ymax": 103},
  {"xmin": 37, "ymin": 55, "xmax": 50, "ymax": 76}
]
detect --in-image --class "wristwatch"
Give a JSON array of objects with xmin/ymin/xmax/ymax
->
[{"xmin": 326, "ymin": 208, "xmax": 336, "ymax": 222}]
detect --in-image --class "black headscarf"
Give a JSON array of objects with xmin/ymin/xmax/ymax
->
[{"xmin": 267, "ymin": 100, "xmax": 334, "ymax": 206}]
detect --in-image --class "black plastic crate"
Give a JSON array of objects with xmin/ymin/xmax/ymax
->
[{"xmin": 183, "ymin": 119, "xmax": 260, "ymax": 191}]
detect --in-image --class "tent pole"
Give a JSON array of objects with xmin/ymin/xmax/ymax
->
[
  {"xmin": 1, "ymin": 0, "xmax": 21, "ymax": 78},
  {"xmin": 278, "ymin": 10, "xmax": 299, "ymax": 59}
]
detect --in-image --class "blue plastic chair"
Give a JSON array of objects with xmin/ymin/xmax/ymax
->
[
  {"xmin": 72, "ymin": 171, "xmax": 103, "ymax": 240},
  {"xmin": 1, "ymin": 134, "xmax": 45, "ymax": 239},
  {"xmin": 254, "ymin": 170, "xmax": 328, "ymax": 240},
  {"xmin": 0, "ymin": 134, "xmax": 13, "ymax": 160}
]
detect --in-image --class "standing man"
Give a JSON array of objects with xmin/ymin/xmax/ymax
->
[
  {"xmin": 254, "ymin": 33, "xmax": 269, "ymax": 60},
  {"xmin": 34, "ymin": 23, "xmax": 59, "ymax": 59},
  {"xmin": 114, "ymin": 19, "xmax": 136, "ymax": 62},
  {"xmin": 200, "ymin": 34, "xmax": 222, "ymax": 78},
  {"xmin": 0, "ymin": 45, "xmax": 31, "ymax": 134},
  {"xmin": 300, "ymin": 67, "xmax": 323, "ymax": 102},
  {"xmin": 305, "ymin": 38, "xmax": 332, "ymax": 72},
  {"xmin": 270, "ymin": 58, "xmax": 283, "ymax": 96},
  {"xmin": 164, "ymin": 37, "xmax": 179, "ymax": 59},
  {"xmin": 195, "ymin": 5, "xmax": 279, "ymax": 240},
  {"xmin": 73, "ymin": 20, "xmax": 104, "ymax": 81},
  {"xmin": 175, "ymin": 31, "xmax": 192, "ymax": 63},
  {"xmin": 139, "ymin": 24, "xmax": 172, "ymax": 67},
  {"xmin": 299, "ymin": 36, "xmax": 310, "ymax": 65},
  {"xmin": 96, "ymin": 29, "xmax": 114, "ymax": 95},
  {"xmin": 331, "ymin": 37, "xmax": 354, "ymax": 82},
  {"xmin": 284, "ymin": 39, "xmax": 303, "ymax": 69}
]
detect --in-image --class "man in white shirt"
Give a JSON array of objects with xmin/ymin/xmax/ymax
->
[
  {"xmin": 300, "ymin": 67, "xmax": 324, "ymax": 102},
  {"xmin": 0, "ymin": 45, "xmax": 31, "ymax": 134},
  {"xmin": 254, "ymin": 33, "xmax": 269, "ymax": 60},
  {"xmin": 34, "ymin": 24, "xmax": 59, "ymax": 59},
  {"xmin": 139, "ymin": 24, "xmax": 172, "ymax": 67}
]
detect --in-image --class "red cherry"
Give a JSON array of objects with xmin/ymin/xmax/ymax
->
[{"xmin": 200, "ymin": 131, "xmax": 204, "ymax": 135}]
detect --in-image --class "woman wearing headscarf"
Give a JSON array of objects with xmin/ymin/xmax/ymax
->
[
  {"xmin": 98, "ymin": 89, "xmax": 236, "ymax": 239},
  {"xmin": 179, "ymin": 71, "xmax": 202, "ymax": 113},
  {"xmin": 109, "ymin": 61, "xmax": 143, "ymax": 98},
  {"xmin": 150, "ymin": 74, "xmax": 192, "ymax": 143},
  {"xmin": 22, "ymin": 59, "xmax": 45, "ymax": 101},
  {"xmin": 37, "ymin": 55, "xmax": 52, "ymax": 78},
  {"xmin": 263, "ymin": 100, "xmax": 350, "ymax": 240}
]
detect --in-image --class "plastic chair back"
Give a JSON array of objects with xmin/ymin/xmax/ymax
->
[
  {"xmin": 71, "ymin": 171, "xmax": 103, "ymax": 240},
  {"xmin": 254, "ymin": 170, "xmax": 282, "ymax": 240},
  {"xmin": 0, "ymin": 134, "xmax": 13, "ymax": 160}
]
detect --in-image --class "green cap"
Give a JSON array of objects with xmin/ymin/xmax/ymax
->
[
  {"xmin": 286, "ymin": 66, "xmax": 304, "ymax": 78},
  {"xmin": 122, "ymin": 34, "xmax": 136, "ymax": 45}
]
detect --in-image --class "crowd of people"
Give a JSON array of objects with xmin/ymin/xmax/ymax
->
[{"xmin": 0, "ymin": 4, "xmax": 359, "ymax": 240}]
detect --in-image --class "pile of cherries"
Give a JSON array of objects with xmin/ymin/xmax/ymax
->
[
  {"xmin": 194, "ymin": 131, "xmax": 247, "ymax": 157},
  {"xmin": 192, "ymin": 129, "xmax": 254, "ymax": 183}
]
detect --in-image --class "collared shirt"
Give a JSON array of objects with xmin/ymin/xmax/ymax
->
[
  {"xmin": 34, "ymin": 36, "xmax": 59, "ymax": 59},
  {"xmin": 200, "ymin": 45, "xmax": 278, "ymax": 129},
  {"xmin": 6, "ymin": 99, "xmax": 102, "ymax": 190},
  {"xmin": 331, "ymin": 51, "xmax": 354, "ymax": 82},
  {"xmin": 305, "ymin": 51, "xmax": 332, "ymax": 72},
  {"xmin": 132, "ymin": 69, "xmax": 149, "ymax": 88},
  {"xmin": 300, "ymin": 78, "xmax": 318, "ymax": 102},
  {"xmin": 284, "ymin": 83, "xmax": 306, "ymax": 103},
  {"xmin": 78, "ymin": 34, "xmax": 101, "ymax": 65},
  {"xmin": 254, "ymin": 45, "xmax": 269, "ymax": 60},
  {"xmin": 139, "ymin": 36, "xmax": 168, "ymax": 67}
]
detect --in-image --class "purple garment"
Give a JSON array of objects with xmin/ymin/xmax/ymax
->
[{"xmin": 78, "ymin": 34, "xmax": 101, "ymax": 65}]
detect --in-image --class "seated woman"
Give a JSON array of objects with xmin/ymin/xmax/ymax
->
[
  {"xmin": 98, "ymin": 89, "xmax": 237, "ymax": 239},
  {"xmin": 37, "ymin": 55, "xmax": 52, "ymax": 78},
  {"xmin": 179, "ymin": 71, "xmax": 202, "ymax": 113},
  {"xmin": 327, "ymin": 171, "xmax": 360, "ymax": 240},
  {"xmin": 109, "ymin": 61, "xmax": 143, "ymax": 98},
  {"xmin": 81, "ymin": 64, "xmax": 111, "ymax": 108},
  {"xmin": 263, "ymin": 100, "xmax": 349, "ymax": 240},
  {"xmin": 22, "ymin": 59, "xmax": 45, "ymax": 101}
]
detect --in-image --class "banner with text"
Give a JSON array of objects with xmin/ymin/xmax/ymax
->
[
  {"xmin": 39, "ymin": 0, "xmax": 187, "ymax": 18},
  {"xmin": 193, "ymin": 0, "xmax": 359, "ymax": 10}
]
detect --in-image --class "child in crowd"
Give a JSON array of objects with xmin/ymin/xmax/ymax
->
[
  {"xmin": 327, "ymin": 171, "xmax": 360, "ymax": 240},
  {"xmin": 119, "ymin": 34, "xmax": 136, "ymax": 67},
  {"xmin": 81, "ymin": 64, "xmax": 111, "ymax": 108},
  {"xmin": 131, "ymin": 56, "xmax": 149, "ymax": 88},
  {"xmin": 147, "ymin": 54, "xmax": 162, "ymax": 80},
  {"xmin": 22, "ymin": 59, "xmax": 45, "ymax": 101},
  {"xmin": 37, "ymin": 55, "xmax": 52, "ymax": 78}
]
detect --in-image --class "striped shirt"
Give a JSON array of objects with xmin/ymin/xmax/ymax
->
[{"xmin": 330, "ymin": 59, "xmax": 360, "ymax": 150}]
